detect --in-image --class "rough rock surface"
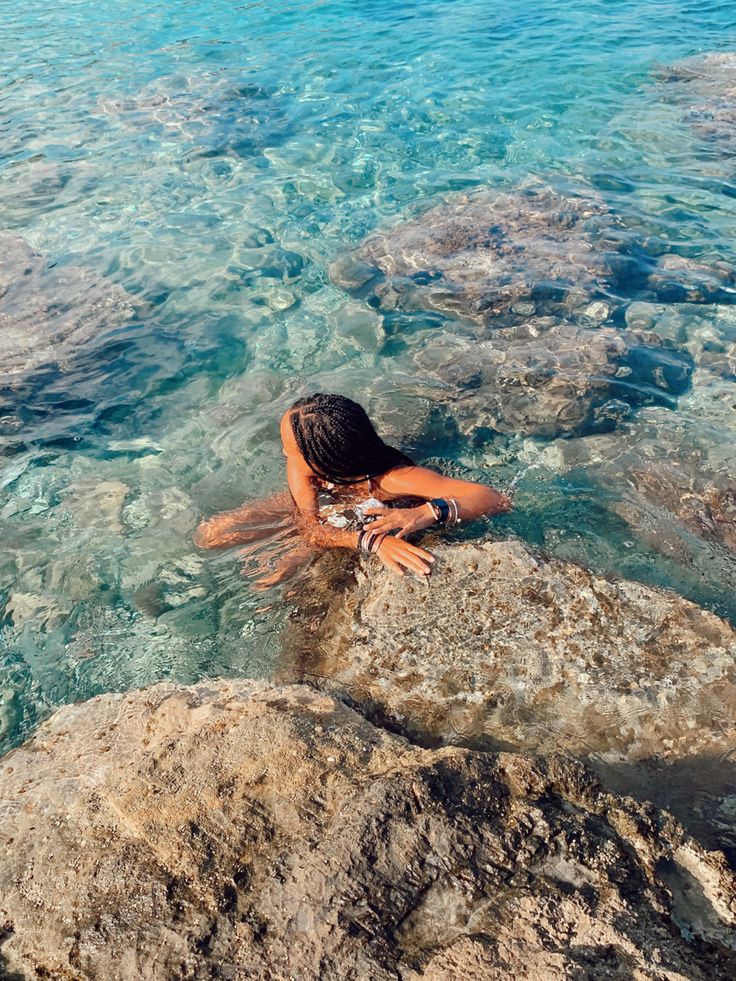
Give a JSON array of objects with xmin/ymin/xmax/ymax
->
[
  {"xmin": 330, "ymin": 184, "xmax": 625, "ymax": 328},
  {"xmin": 0, "ymin": 232, "xmax": 137, "ymax": 380},
  {"xmin": 285, "ymin": 542, "xmax": 736, "ymax": 861},
  {"xmin": 412, "ymin": 319, "xmax": 692, "ymax": 437},
  {"xmin": 1, "ymin": 679, "xmax": 735, "ymax": 980},
  {"xmin": 285, "ymin": 541, "xmax": 736, "ymax": 763}
]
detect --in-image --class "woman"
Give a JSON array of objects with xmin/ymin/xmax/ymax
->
[{"xmin": 194, "ymin": 393, "xmax": 510, "ymax": 585}]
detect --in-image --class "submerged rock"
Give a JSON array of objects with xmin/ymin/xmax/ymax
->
[
  {"xmin": 0, "ymin": 232, "xmax": 138, "ymax": 381},
  {"xmin": 662, "ymin": 52, "xmax": 736, "ymax": 152},
  {"xmin": 647, "ymin": 255, "xmax": 736, "ymax": 305},
  {"xmin": 530, "ymin": 397, "xmax": 736, "ymax": 560},
  {"xmin": 625, "ymin": 301, "xmax": 736, "ymax": 381},
  {"xmin": 510, "ymin": 303, "xmax": 734, "ymax": 562},
  {"xmin": 0, "ymin": 680, "xmax": 734, "ymax": 980},
  {"xmin": 331, "ymin": 184, "xmax": 625, "ymax": 328},
  {"xmin": 63, "ymin": 478, "xmax": 129, "ymax": 534},
  {"xmin": 331, "ymin": 182, "xmax": 735, "ymax": 329},
  {"xmin": 98, "ymin": 73, "xmax": 291, "ymax": 160},
  {"xmin": 412, "ymin": 319, "xmax": 692, "ymax": 437}
]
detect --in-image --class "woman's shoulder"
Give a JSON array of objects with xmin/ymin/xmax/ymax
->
[{"xmin": 372, "ymin": 464, "xmax": 420, "ymax": 496}]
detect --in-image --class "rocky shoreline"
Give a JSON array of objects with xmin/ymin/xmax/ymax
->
[
  {"xmin": 1, "ymin": 678, "xmax": 735, "ymax": 980},
  {"xmin": 3, "ymin": 47, "xmax": 736, "ymax": 981}
]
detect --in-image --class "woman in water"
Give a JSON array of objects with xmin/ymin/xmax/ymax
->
[{"xmin": 194, "ymin": 393, "xmax": 510, "ymax": 586}]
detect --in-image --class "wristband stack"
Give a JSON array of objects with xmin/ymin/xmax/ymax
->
[
  {"xmin": 427, "ymin": 497, "xmax": 461, "ymax": 528},
  {"xmin": 357, "ymin": 528, "xmax": 384, "ymax": 555},
  {"xmin": 355, "ymin": 497, "xmax": 461, "ymax": 557}
]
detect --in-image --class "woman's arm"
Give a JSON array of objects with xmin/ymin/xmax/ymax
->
[
  {"xmin": 364, "ymin": 465, "xmax": 511, "ymax": 538},
  {"xmin": 193, "ymin": 493, "xmax": 293, "ymax": 549},
  {"xmin": 384, "ymin": 465, "xmax": 510, "ymax": 519},
  {"xmin": 286, "ymin": 459, "xmax": 360, "ymax": 550}
]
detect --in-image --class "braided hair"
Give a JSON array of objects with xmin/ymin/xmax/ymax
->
[{"xmin": 288, "ymin": 393, "xmax": 413, "ymax": 485}]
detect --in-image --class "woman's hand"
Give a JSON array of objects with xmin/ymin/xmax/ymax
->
[
  {"xmin": 362, "ymin": 504, "xmax": 436, "ymax": 539},
  {"xmin": 372, "ymin": 533, "xmax": 435, "ymax": 577}
]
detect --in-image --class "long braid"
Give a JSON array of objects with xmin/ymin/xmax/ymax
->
[{"xmin": 289, "ymin": 394, "xmax": 412, "ymax": 484}]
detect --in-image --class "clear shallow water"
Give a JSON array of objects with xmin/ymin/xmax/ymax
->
[{"xmin": 1, "ymin": 0, "xmax": 736, "ymax": 753}]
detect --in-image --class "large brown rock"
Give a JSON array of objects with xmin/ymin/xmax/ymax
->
[
  {"xmin": 286, "ymin": 541, "xmax": 736, "ymax": 762},
  {"xmin": 0, "ymin": 679, "xmax": 735, "ymax": 980}
]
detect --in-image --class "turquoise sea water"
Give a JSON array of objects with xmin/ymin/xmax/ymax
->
[{"xmin": 1, "ymin": 0, "xmax": 736, "ymax": 754}]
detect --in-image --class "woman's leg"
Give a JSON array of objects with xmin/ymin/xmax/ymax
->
[{"xmin": 193, "ymin": 492, "xmax": 294, "ymax": 549}]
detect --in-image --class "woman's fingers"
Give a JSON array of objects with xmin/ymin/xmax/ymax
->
[
  {"xmin": 378, "ymin": 539, "xmax": 434, "ymax": 577},
  {"xmin": 381, "ymin": 553, "xmax": 405, "ymax": 576},
  {"xmin": 388, "ymin": 540, "xmax": 434, "ymax": 575},
  {"xmin": 365, "ymin": 515, "xmax": 397, "ymax": 532},
  {"xmin": 370, "ymin": 532, "xmax": 435, "ymax": 566},
  {"xmin": 404, "ymin": 540, "xmax": 435, "ymax": 562},
  {"xmin": 394, "ymin": 522, "xmax": 422, "ymax": 540},
  {"xmin": 399, "ymin": 554, "xmax": 430, "ymax": 575}
]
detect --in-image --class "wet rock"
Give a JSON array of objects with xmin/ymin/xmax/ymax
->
[
  {"xmin": 412, "ymin": 319, "xmax": 692, "ymax": 437},
  {"xmin": 0, "ymin": 680, "xmax": 735, "ymax": 980},
  {"xmin": 286, "ymin": 541, "xmax": 736, "ymax": 763},
  {"xmin": 0, "ymin": 232, "xmax": 138, "ymax": 381},
  {"xmin": 331, "ymin": 184, "xmax": 627, "ymax": 328}
]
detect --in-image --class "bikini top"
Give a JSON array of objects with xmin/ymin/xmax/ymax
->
[{"xmin": 318, "ymin": 475, "xmax": 377, "ymax": 493}]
